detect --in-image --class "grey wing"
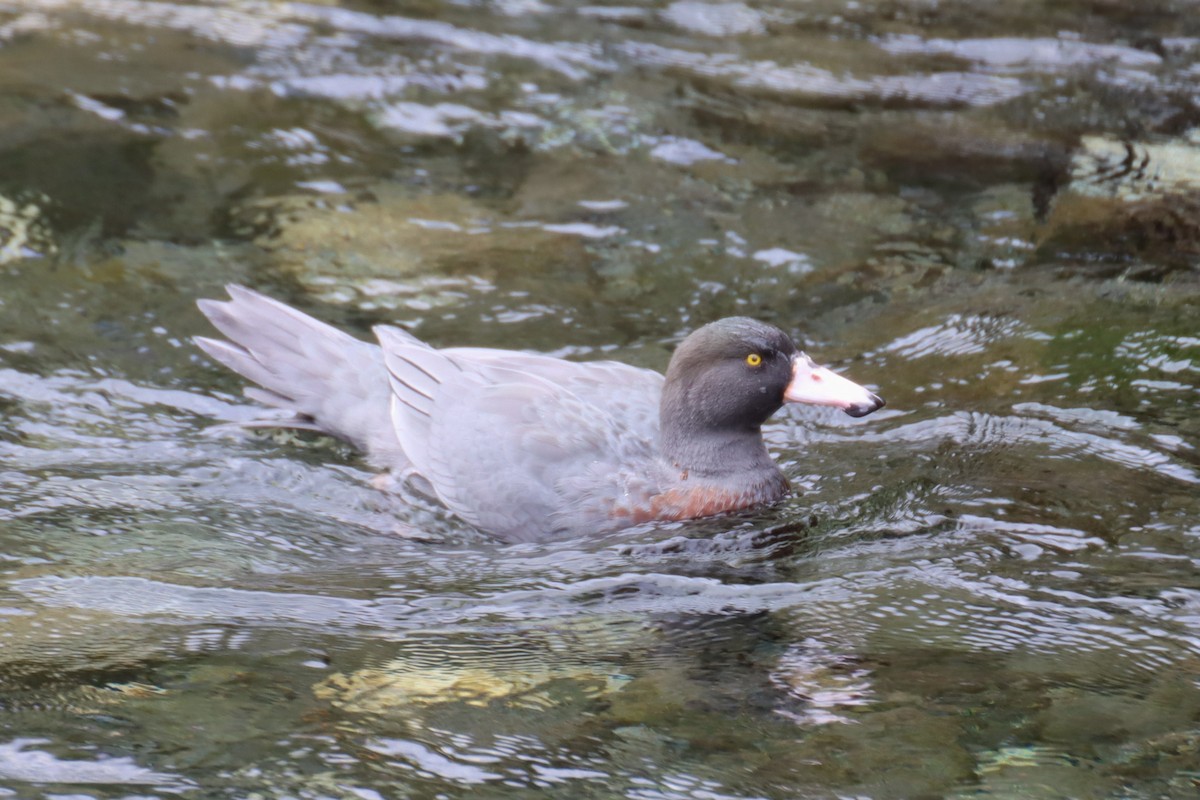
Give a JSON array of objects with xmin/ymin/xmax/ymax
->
[
  {"xmin": 445, "ymin": 347, "xmax": 665, "ymax": 444},
  {"xmin": 435, "ymin": 382, "xmax": 659, "ymax": 541},
  {"xmin": 379, "ymin": 335, "xmax": 659, "ymax": 540}
]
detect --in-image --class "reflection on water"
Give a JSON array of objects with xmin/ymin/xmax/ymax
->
[{"xmin": 1, "ymin": 0, "xmax": 1199, "ymax": 797}]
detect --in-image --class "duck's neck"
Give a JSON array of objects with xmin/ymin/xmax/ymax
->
[
  {"xmin": 658, "ymin": 363, "xmax": 788, "ymax": 493},
  {"xmin": 660, "ymin": 421, "xmax": 783, "ymax": 485}
]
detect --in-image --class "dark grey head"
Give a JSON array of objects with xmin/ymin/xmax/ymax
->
[
  {"xmin": 663, "ymin": 318, "xmax": 799, "ymax": 434},
  {"xmin": 659, "ymin": 317, "xmax": 884, "ymax": 477}
]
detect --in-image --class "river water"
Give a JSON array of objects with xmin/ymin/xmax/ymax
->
[{"xmin": 1, "ymin": 1, "xmax": 1199, "ymax": 797}]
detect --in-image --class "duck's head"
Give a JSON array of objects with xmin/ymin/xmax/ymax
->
[{"xmin": 660, "ymin": 317, "xmax": 884, "ymax": 472}]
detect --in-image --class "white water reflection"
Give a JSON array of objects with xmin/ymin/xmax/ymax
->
[
  {"xmin": 291, "ymin": 3, "xmax": 612, "ymax": 80},
  {"xmin": 0, "ymin": 738, "xmax": 184, "ymax": 786},
  {"xmin": 377, "ymin": 101, "xmax": 546, "ymax": 139},
  {"xmin": 23, "ymin": 0, "xmax": 309, "ymax": 48},
  {"xmin": 619, "ymin": 41, "xmax": 1030, "ymax": 106},
  {"xmin": 880, "ymin": 35, "xmax": 1162, "ymax": 71},
  {"xmin": 660, "ymin": 1, "xmax": 767, "ymax": 37},
  {"xmin": 273, "ymin": 69, "xmax": 491, "ymax": 102},
  {"xmin": 365, "ymin": 738, "xmax": 503, "ymax": 784}
]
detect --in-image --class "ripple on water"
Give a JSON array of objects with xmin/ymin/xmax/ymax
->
[
  {"xmin": 617, "ymin": 41, "xmax": 1029, "ymax": 108},
  {"xmin": 769, "ymin": 637, "xmax": 875, "ymax": 726},
  {"xmin": 839, "ymin": 410, "xmax": 1199, "ymax": 486},
  {"xmin": 881, "ymin": 313, "xmax": 1031, "ymax": 359},
  {"xmin": 850, "ymin": 548, "xmax": 1200, "ymax": 682},
  {"xmin": 3, "ymin": 0, "xmax": 1200, "ymax": 797},
  {"xmin": 1116, "ymin": 331, "xmax": 1200, "ymax": 376}
]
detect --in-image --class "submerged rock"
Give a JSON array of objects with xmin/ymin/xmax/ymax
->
[
  {"xmin": 312, "ymin": 623, "xmax": 638, "ymax": 719},
  {"xmin": 0, "ymin": 191, "xmax": 55, "ymax": 264},
  {"xmin": 1038, "ymin": 132, "xmax": 1200, "ymax": 272},
  {"xmin": 315, "ymin": 662, "xmax": 626, "ymax": 715},
  {"xmin": 229, "ymin": 185, "xmax": 595, "ymax": 308}
]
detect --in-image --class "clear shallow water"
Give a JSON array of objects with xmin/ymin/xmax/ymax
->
[{"xmin": 1, "ymin": 0, "xmax": 1199, "ymax": 797}]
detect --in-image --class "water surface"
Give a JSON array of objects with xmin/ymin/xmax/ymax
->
[{"xmin": 1, "ymin": 1, "xmax": 1199, "ymax": 797}]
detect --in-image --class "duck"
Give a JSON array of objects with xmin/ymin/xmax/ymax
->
[{"xmin": 195, "ymin": 285, "xmax": 884, "ymax": 541}]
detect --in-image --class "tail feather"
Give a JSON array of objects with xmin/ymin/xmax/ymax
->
[
  {"xmin": 195, "ymin": 285, "xmax": 401, "ymax": 467},
  {"xmin": 198, "ymin": 285, "xmax": 359, "ymax": 366},
  {"xmin": 194, "ymin": 335, "xmax": 296, "ymax": 409}
]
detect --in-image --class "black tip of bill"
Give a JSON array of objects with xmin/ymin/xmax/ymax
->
[{"xmin": 843, "ymin": 393, "xmax": 885, "ymax": 418}]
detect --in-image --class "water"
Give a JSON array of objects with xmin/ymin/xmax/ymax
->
[{"xmin": 1, "ymin": 0, "xmax": 1199, "ymax": 797}]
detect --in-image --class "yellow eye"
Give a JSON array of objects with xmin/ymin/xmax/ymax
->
[{"xmin": 745, "ymin": 353, "xmax": 763, "ymax": 367}]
